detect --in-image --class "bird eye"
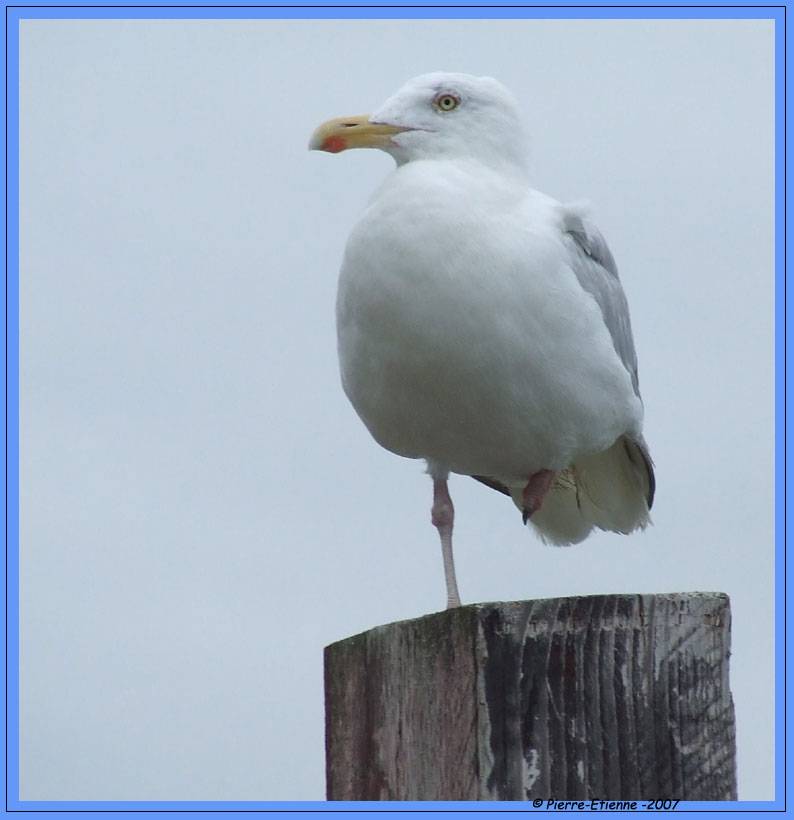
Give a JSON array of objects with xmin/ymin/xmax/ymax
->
[{"xmin": 435, "ymin": 93, "xmax": 460, "ymax": 112}]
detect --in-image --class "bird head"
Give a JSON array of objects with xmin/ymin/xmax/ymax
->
[{"xmin": 309, "ymin": 72, "xmax": 529, "ymax": 174}]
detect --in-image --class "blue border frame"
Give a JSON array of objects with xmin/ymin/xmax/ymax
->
[{"xmin": 6, "ymin": 4, "xmax": 785, "ymax": 813}]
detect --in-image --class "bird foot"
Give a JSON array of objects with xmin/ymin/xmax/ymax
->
[{"xmin": 521, "ymin": 469, "xmax": 556, "ymax": 523}]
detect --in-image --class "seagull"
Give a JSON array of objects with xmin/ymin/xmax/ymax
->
[{"xmin": 309, "ymin": 73, "xmax": 654, "ymax": 609}]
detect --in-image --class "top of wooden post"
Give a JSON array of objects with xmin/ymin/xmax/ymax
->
[{"xmin": 325, "ymin": 592, "xmax": 736, "ymax": 801}]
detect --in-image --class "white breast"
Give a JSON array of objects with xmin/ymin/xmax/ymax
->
[{"xmin": 336, "ymin": 160, "xmax": 641, "ymax": 484}]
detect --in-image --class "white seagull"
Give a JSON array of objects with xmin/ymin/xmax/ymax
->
[{"xmin": 310, "ymin": 73, "xmax": 654, "ymax": 609}]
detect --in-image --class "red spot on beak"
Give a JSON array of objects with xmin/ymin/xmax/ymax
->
[{"xmin": 323, "ymin": 135, "xmax": 347, "ymax": 154}]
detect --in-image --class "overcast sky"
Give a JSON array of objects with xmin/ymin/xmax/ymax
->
[{"xmin": 19, "ymin": 17, "xmax": 775, "ymax": 802}]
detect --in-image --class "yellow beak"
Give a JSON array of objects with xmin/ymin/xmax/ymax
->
[{"xmin": 308, "ymin": 115, "xmax": 409, "ymax": 153}]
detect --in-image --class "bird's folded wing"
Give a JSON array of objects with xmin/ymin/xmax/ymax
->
[{"xmin": 560, "ymin": 206, "xmax": 641, "ymax": 398}]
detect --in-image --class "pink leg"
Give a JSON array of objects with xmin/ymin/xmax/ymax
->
[
  {"xmin": 521, "ymin": 469, "xmax": 557, "ymax": 524},
  {"xmin": 431, "ymin": 478, "xmax": 462, "ymax": 609}
]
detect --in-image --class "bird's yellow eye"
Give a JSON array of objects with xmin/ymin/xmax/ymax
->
[{"xmin": 435, "ymin": 94, "xmax": 460, "ymax": 112}]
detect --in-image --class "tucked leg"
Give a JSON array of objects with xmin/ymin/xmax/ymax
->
[
  {"xmin": 431, "ymin": 478, "xmax": 462, "ymax": 609},
  {"xmin": 521, "ymin": 469, "xmax": 557, "ymax": 524}
]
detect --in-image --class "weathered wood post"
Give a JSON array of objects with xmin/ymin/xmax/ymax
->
[{"xmin": 325, "ymin": 592, "xmax": 736, "ymax": 801}]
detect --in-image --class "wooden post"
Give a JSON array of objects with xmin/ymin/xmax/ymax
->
[{"xmin": 325, "ymin": 593, "xmax": 736, "ymax": 801}]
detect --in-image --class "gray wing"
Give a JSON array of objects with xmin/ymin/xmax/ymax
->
[
  {"xmin": 561, "ymin": 207, "xmax": 655, "ymax": 508},
  {"xmin": 560, "ymin": 207, "xmax": 641, "ymax": 397}
]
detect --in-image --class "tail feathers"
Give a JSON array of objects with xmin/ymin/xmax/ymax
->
[{"xmin": 507, "ymin": 435, "xmax": 654, "ymax": 546}]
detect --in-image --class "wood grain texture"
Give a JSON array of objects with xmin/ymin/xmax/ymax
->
[{"xmin": 325, "ymin": 593, "xmax": 736, "ymax": 801}]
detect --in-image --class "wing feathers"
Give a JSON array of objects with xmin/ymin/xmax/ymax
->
[{"xmin": 561, "ymin": 205, "xmax": 642, "ymax": 398}]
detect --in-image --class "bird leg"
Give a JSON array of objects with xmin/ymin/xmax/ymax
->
[
  {"xmin": 521, "ymin": 469, "xmax": 556, "ymax": 524},
  {"xmin": 431, "ymin": 478, "xmax": 462, "ymax": 609}
]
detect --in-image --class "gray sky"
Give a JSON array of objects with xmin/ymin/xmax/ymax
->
[{"xmin": 20, "ymin": 18, "xmax": 775, "ymax": 801}]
